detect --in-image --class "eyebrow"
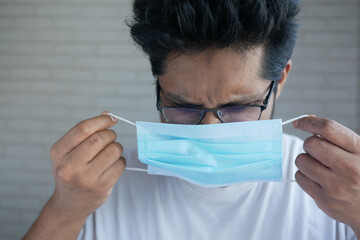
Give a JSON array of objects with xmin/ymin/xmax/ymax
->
[{"xmin": 163, "ymin": 91, "xmax": 264, "ymax": 108}]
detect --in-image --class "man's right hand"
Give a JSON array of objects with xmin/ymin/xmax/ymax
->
[
  {"xmin": 23, "ymin": 112, "xmax": 126, "ymax": 239},
  {"xmin": 49, "ymin": 111, "xmax": 126, "ymax": 219}
]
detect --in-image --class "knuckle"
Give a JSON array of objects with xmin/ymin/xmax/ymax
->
[
  {"xmin": 55, "ymin": 164, "xmax": 74, "ymax": 184},
  {"xmin": 303, "ymin": 136, "xmax": 318, "ymax": 151},
  {"xmin": 76, "ymin": 122, "xmax": 92, "ymax": 136},
  {"xmin": 89, "ymin": 133, "xmax": 102, "ymax": 146},
  {"xmin": 321, "ymin": 119, "xmax": 337, "ymax": 133},
  {"xmin": 107, "ymin": 143, "xmax": 122, "ymax": 157},
  {"xmin": 108, "ymin": 129, "xmax": 117, "ymax": 140}
]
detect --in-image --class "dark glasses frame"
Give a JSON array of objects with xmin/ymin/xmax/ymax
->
[{"xmin": 156, "ymin": 80, "xmax": 276, "ymax": 124}]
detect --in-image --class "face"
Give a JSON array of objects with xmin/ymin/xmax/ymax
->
[{"xmin": 158, "ymin": 47, "xmax": 291, "ymax": 124}]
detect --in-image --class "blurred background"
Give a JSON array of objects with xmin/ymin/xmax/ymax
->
[{"xmin": 0, "ymin": 0, "xmax": 359, "ymax": 239}]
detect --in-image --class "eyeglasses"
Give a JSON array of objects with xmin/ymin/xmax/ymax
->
[{"xmin": 156, "ymin": 81, "xmax": 276, "ymax": 124}]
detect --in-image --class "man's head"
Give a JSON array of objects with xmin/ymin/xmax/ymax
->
[{"xmin": 129, "ymin": 0, "xmax": 300, "ymax": 124}]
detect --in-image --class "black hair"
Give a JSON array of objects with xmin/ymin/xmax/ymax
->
[{"xmin": 129, "ymin": 0, "xmax": 300, "ymax": 82}]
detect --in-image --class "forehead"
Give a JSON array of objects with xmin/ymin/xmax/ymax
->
[{"xmin": 159, "ymin": 47, "xmax": 269, "ymax": 107}]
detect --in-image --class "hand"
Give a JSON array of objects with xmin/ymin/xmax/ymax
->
[
  {"xmin": 48, "ymin": 112, "xmax": 126, "ymax": 220},
  {"xmin": 293, "ymin": 117, "xmax": 360, "ymax": 234}
]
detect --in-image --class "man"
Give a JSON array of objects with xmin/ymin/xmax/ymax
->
[{"xmin": 24, "ymin": 0, "xmax": 360, "ymax": 239}]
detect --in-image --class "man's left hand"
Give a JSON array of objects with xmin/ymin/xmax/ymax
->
[{"xmin": 294, "ymin": 116, "xmax": 360, "ymax": 237}]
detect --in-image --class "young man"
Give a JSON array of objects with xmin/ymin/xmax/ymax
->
[{"xmin": 24, "ymin": 1, "xmax": 360, "ymax": 239}]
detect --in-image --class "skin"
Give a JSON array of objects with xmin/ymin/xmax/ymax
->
[
  {"xmin": 23, "ymin": 112, "xmax": 126, "ymax": 240},
  {"xmin": 23, "ymin": 47, "xmax": 360, "ymax": 239}
]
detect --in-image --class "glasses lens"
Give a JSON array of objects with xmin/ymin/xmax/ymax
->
[
  {"xmin": 162, "ymin": 107, "xmax": 202, "ymax": 124},
  {"xmin": 218, "ymin": 106, "xmax": 261, "ymax": 123}
]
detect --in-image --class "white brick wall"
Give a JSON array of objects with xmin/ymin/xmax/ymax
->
[{"xmin": 0, "ymin": 0, "xmax": 359, "ymax": 239}]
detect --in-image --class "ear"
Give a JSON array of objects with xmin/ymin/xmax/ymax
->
[{"xmin": 275, "ymin": 59, "xmax": 292, "ymax": 100}]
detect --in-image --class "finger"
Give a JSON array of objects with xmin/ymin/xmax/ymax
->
[
  {"xmin": 89, "ymin": 142, "xmax": 124, "ymax": 174},
  {"xmin": 51, "ymin": 113, "xmax": 118, "ymax": 158},
  {"xmin": 295, "ymin": 153, "xmax": 331, "ymax": 187},
  {"xmin": 65, "ymin": 129, "xmax": 117, "ymax": 165},
  {"xmin": 295, "ymin": 170, "xmax": 323, "ymax": 202},
  {"xmin": 303, "ymin": 136, "xmax": 354, "ymax": 170},
  {"xmin": 101, "ymin": 157, "xmax": 126, "ymax": 186},
  {"xmin": 293, "ymin": 117, "xmax": 360, "ymax": 154}
]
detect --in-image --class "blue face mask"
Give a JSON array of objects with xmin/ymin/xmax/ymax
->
[{"xmin": 108, "ymin": 113, "xmax": 307, "ymax": 188}]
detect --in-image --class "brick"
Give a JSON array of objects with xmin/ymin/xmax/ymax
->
[
  {"xmin": 0, "ymin": 132, "xmax": 26, "ymax": 144},
  {"xmin": 0, "ymin": 80, "xmax": 30, "ymax": 91},
  {"xmin": 6, "ymin": 119, "xmax": 48, "ymax": 131},
  {"xmin": 0, "ymin": 183, "xmax": 24, "ymax": 196},
  {"xmin": 52, "ymin": 69, "xmax": 94, "ymax": 81},
  {"xmin": 328, "ymin": 19, "xmax": 358, "ymax": 31},
  {"xmin": 25, "ymin": 132, "xmax": 60, "ymax": 145},
  {"xmin": 0, "ymin": 43, "xmax": 13, "ymax": 53},
  {"xmin": 302, "ymin": 4, "xmax": 358, "ymax": 18},
  {"xmin": 0, "ymin": 68, "xmax": 10, "ymax": 78},
  {"xmin": 30, "ymin": 81, "xmax": 71, "ymax": 92},
  {"xmin": 0, "ymin": 93, "xmax": 51, "ymax": 106},
  {"xmin": 35, "ymin": 6, "xmax": 76, "ymax": 16},
  {"xmin": 75, "ymin": 56, "xmax": 119, "ymax": 69},
  {"xmin": 0, "ymin": 30, "xmax": 33, "ymax": 41},
  {"xmin": 0, "ymin": 105, "xmax": 28, "ymax": 118},
  {"xmin": 305, "ymin": 32, "xmax": 357, "ymax": 46},
  {"xmin": 3, "ymin": 145, "xmax": 46, "ymax": 157},
  {"xmin": 13, "ymin": 18, "xmax": 54, "ymax": 28},
  {"xmin": 0, "ymin": 19, "xmax": 13, "ymax": 27},
  {"xmin": 0, "ymin": 6, "xmax": 35, "ymax": 16},
  {"xmin": 11, "ymin": 68, "xmax": 50, "ymax": 79},
  {"xmin": 0, "ymin": 209, "xmax": 20, "ymax": 222},
  {"xmin": 5, "ymin": 43, "xmax": 52, "ymax": 54},
  {"xmin": 96, "ymin": 70, "xmax": 137, "ymax": 82},
  {"xmin": 303, "ymin": 88, "xmax": 356, "ymax": 101},
  {"xmin": 22, "ymin": 185, "xmax": 53, "ymax": 199},
  {"xmin": 32, "ymin": 30, "xmax": 73, "ymax": 42},
  {"xmin": 73, "ymin": 31, "xmax": 122, "ymax": 42},
  {"xmin": 77, "ymin": 6, "xmax": 122, "ymax": 17},
  {"xmin": 0, "ymin": 196, "xmax": 44, "ymax": 210},
  {"xmin": 53, "ymin": 43, "xmax": 97, "ymax": 55},
  {"xmin": 32, "ymin": 56, "xmax": 73, "ymax": 67},
  {"xmin": 299, "ymin": 19, "xmax": 327, "ymax": 31},
  {"xmin": 0, "ymin": 55, "xmax": 33, "ymax": 66},
  {"xmin": 98, "ymin": 44, "xmax": 137, "ymax": 56}
]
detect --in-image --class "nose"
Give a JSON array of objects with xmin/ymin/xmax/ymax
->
[{"xmin": 199, "ymin": 112, "xmax": 222, "ymax": 124}]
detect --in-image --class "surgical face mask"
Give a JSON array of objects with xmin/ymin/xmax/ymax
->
[{"xmin": 108, "ymin": 113, "xmax": 308, "ymax": 188}]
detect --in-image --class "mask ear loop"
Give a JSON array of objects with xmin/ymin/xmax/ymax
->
[
  {"xmin": 282, "ymin": 115, "xmax": 309, "ymax": 126},
  {"xmin": 107, "ymin": 113, "xmax": 310, "ymax": 181},
  {"xmin": 106, "ymin": 113, "xmax": 147, "ymax": 173}
]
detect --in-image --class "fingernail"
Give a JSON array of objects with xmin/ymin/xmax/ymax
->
[
  {"xmin": 101, "ymin": 111, "xmax": 108, "ymax": 115},
  {"xmin": 110, "ymin": 116, "xmax": 118, "ymax": 123},
  {"xmin": 293, "ymin": 120, "xmax": 299, "ymax": 128}
]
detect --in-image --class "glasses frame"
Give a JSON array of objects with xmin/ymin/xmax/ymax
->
[{"xmin": 156, "ymin": 80, "xmax": 276, "ymax": 124}]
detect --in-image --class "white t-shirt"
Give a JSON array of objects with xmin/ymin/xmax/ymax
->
[{"xmin": 77, "ymin": 134, "xmax": 356, "ymax": 240}]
